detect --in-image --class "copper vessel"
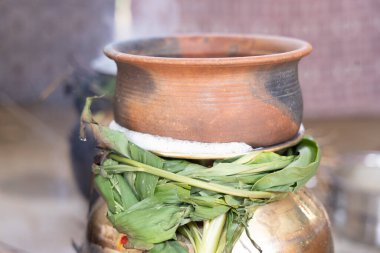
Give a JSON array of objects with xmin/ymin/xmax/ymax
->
[
  {"xmin": 82, "ymin": 189, "xmax": 333, "ymax": 253},
  {"xmin": 104, "ymin": 34, "xmax": 312, "ymax": 147}
]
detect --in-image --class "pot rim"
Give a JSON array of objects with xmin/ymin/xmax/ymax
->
[{"xmin": 104, "ymin": 33, "xmax": 312, "ymax": 66}]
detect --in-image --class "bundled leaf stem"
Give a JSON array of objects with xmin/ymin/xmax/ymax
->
[{"xmin": 105, "ymin": 154, "xmax": 277, "ymax": 200}]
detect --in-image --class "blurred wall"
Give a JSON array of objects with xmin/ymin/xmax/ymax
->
[
  {"xmin": 0, "ymin": 0, "xmax": 114, "ymax": 104},
  {"xmin": 131, "ymin": 0, "xmax": 380, "ymax": 118},
  {"xmin": 1, "ymin": 0, "xmax": 379, "ymax": 118}
]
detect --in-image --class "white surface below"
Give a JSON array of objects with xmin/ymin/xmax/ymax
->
[{"xmin": 109, "ymin": 120, "xmax": 254, "ymax": 156}]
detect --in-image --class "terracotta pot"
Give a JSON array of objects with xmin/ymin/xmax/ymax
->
[
  {"xmin": 82, "ymin": 189, "xmax": 333, "ymax": 253},
  {"xmin": 105, "ymin": 34, "xmax": 312, "ymax": 146}
]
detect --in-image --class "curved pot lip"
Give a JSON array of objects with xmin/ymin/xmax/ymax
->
[{"xmin": 104, "ymin": 33, "xmax": 312, "ymax": 66}]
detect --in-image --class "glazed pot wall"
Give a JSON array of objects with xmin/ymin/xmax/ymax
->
[{"xmin": 106, "ymin": 35, "xmax": 311, "ymax": 146}]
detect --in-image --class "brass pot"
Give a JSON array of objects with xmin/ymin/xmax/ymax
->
[
  {"xmin": 82, "ymin": 189, "xmax": 333, "ymax": 253},
  {"xmin": 104, "ymin": 34, "xmax": 312, "ymax": 147}
]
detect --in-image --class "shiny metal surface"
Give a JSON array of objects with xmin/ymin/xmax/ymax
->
[
  {"xmin": 241, "ymin": 188, "xmax": 333, "ymax": 253},
  {"xmin": 84, "ymin": 189, "xmax": 333, "ymax": 253}
]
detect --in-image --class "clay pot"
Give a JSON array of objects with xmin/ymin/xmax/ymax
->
[
  {"xmin": 105, "ymin": 34, "xmax": 311, "ymax": 146},
  {"xmin": 83, "ymin": 189, "xmax": 332, "ymax": 253}
]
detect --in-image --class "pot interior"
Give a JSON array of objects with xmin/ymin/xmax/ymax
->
[{"xmin": 111, "ymin": 35, "xmax": 308, "ymax": 59}]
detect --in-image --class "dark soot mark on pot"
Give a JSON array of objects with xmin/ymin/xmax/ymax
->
[
  {"xmin": 228, "ymin": 44, "xmax": 240, "ymax": 57},
  {"xmin": 114, "ymin": 63, "xmax": 157, "ymax": 130},
  {"xmin": 263, "ymin": 63, "xmax": 303, "ymax": 123},
  {"xmin": 118, "ymin": 63, "xmax": 157, "ymax": 96}
]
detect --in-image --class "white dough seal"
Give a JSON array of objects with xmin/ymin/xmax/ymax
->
[{"xmin": 109, "ymin": 120, "xmax": 254, "ymax": 157}]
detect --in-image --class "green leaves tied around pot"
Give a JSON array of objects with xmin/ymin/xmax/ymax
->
[
  {"xmin": 81, "ymin": 97, "xmax": 320, "ymax": 253},
  {"xmin": 108, "ymin": 197, "xmax": 191, "ymax": 249}
]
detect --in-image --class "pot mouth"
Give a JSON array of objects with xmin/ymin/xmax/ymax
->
[{"xmin": 104, "ymin": 34, "xmax": 312, "ymax": 66}]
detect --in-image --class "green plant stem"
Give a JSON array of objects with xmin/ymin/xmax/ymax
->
[
  {"xmin": 199, "ymin": 214, "xmax": 226, "ymax": 253},
  {"xmin": 178, "ymin": 223, "xmax": 202, "ymax": 253},
  {"xmin": 107, "ymin": 154, "xmax": 277, "ymax": 200},
  {"xmin": 215, "ymin": 228, "xmax": 227, "ymax": 253}
]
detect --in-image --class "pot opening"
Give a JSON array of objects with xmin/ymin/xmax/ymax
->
[
  {"xmin": 144, "ymin": 53, "xmax": 265, "ymax": 58},
  {"xmin": 107, "ymin": 35, "xmax": 311, "ymax": 61}
]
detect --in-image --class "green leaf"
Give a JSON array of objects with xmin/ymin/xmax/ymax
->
[
  {"xmin": 128, "ymin": 142, "xmax": 164, "ymax": 167},
  {"xmin": 109, "ymin": 198, "xmax": 191, "ymax": 245},
  {"xmin": 124, "ymin": 172, "xmax": 139, "ymax": 198},
  {"xmin": 113, "ymin": 174, "xmax": 139, "ymax": 209},
  {"xmin": 178, "ymin": 223, "xmax": 202, "ymax": 251},
  {"xmin": 224, "ymin": 211, "xmax": 247, "ymax": 253},
  {"xmin": 252, "ymin": 137, "xmax": 320, "ymax": 192},
  {"xmin": 94, "ymin": 175, "xmax": 119, "ymax": 213},
  {"xmin": 149, "ymin": 240, "xmax": 188, "ymax": 253},
  {"xmin": 192, "ymin": 163, "xmax": 253, "ymax": 177},
  {"xmin": 154, "ymin": 183, "xmax": 190, "ymax": 204},
  {"xmin": 207, "ymin": 174, "xmax": 265, "ymax": 185},
  {"xmin": 164, "ymin": 159, "xmax": 205, "ymax": 174},
  {"xmin": 134, "ymin": 172, "xmax": 159, "ymax": 199},
  {"xmin": 229, "ymin": 151, "xmax": 262, "ymax": 165},
  {"xmin": 127, "ymin": 140, "xmax": 165, "ymax": 200},
  {"xmin": 184, "ymin": 195, "xmax": 226, "ymax": 207},
  {"xmin": 102, "ymin": 157, "xmax": 277, "ymax": 200},
  {"xmin": 190, "ymin": 205, "xmax": 230, "ymax": 221},
  {"xmin": 245, "ymin": 152, "xmax": 292, "ymax": 165},
  {"xmin": 189, "ymin": 154, "xmax": 294, "ymax": 178},
  {"xmin": 176, "ymin": 163, "xmax": 208, "ymax": 177},
  {"xmin": 224, "ymin": 195, "xmax": 242, "ymax": 208}
]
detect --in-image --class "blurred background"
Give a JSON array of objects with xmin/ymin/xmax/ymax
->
[{"xmin": 0, "ymin": 0, "xmax": 379, "ymax": 252}]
